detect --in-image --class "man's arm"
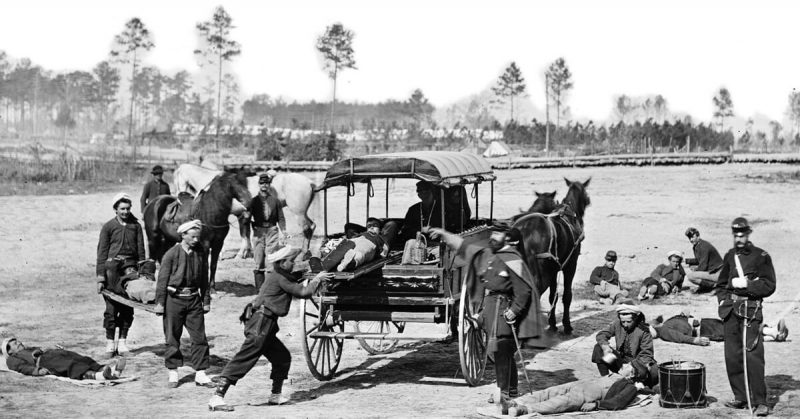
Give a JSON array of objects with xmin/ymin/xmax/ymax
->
[
  {"xmin": 155, "ymin": 248, "xmax": 174, "ymax": 308},
  {"xmin": 96, "ymin": 223, "xmax": 110, "ymax": 277},
  {"xmin": 507, "ymin": 267, "xmax": 532, "ymax": 317},
  {"xmin": 630, "ymin": 329, "xmax": 655, "ymax": 378},
  {"xmin": 276, "ymin": 199, "xmax": 286, "ymax": 231},
  {"xmin": 746, "ymin": 252, "xmax": 777, "ymax": 298},
  {"xmin": 595, "ymin": 321, "xmax": 616, "ymax": 347},
  {"xmin": 589, "ymin": 266, "xmax": 603, "ymax": 285},
  {"xmin": 135, "ymin": 224, "xmax": 146, "ymax": 262},
  {"xmin": 278, "ymin": 272, "xmax": 331, "ymax": 298},
  {"xmin": 715, "ymin": 253, "xmax": 733, "ymax": 303},
  {"xmin": 696, "ymin": 242, "xmax": 710, "ymax": 271},
  {"xmin": 6, "ymin": 356, "xmax": 38, "ymax": 376},
  {"xmin": 140, "ymin": 182, "xmax": 151, "ymax": 212}
]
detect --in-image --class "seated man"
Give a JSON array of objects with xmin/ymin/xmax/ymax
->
[
  {"xmin": 399, "ymin": 181, "xmax": 442, "ymax": 244},
  {"xmin": 2, "ymin": 337, "xmax": 125, "ymax": 380},
  {"xmin": 497, "ymin": 364, "xmax": 643, "ymax": 416},
  {"xmin": 684, "ymin": 227, "xmax": 723, "ymax": 293},
  {"xmin": 310, "ymin": 218, "xmax": 391, "ymax": 272},
  {"xmin": 638, "ymin": 250, "xmax": 686, "ymax": 300},
  {"xmin": 651, "ymin": 312, "xmax": 788, "ymax": 345},
  {"xmin": 589, "ymin": 250, "xmax": 629, "ymax": 304},
  {"xmin": 592, "ymin": 304, "xmax": 658, "ymax": 386},
  {"xmin": 443, "ymin": 186, "xmax": 471, "ymax": 233},
  {"xmin": 121, "ymin": 259, "xmax": 157, "ymax": 304}
]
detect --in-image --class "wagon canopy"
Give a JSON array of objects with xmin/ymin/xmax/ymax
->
[{"xmin": 317, "ymin": 151, "xmax": 496, "ymax": 191}]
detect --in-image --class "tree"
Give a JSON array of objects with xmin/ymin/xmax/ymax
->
[
  {"xmin": 545, "ymin": 57, "xmax": 573, "ymax": 131},
  {"xmin": 614, "ymin": 95, "xmax": 634, "ymax": 123},
  {"xmin": 404, "ymin": 88, "xmax": 435, "ymax": 130},
  {"xmin": 787, "ymin": 90, "xmax": 800, "ymax": 140},
  {"xmin": 491, "ymin": 62, "xmax": 526, "ymax": 122},
  {"xmin": 110, "ymin": 17, "xmax": 155, "ymax": 145},
  {"xmin": 194, "ymin": 5, "xmax": 241, "ymax": 144},
  {"xmin": 712, "ymin": 87, "xmax": 734, "ymax": 132},
  {"xmin": 91, "ymin": 61, "xmax": 120, "ymax": 130},
  {"xmin": 316, "ymin": 23, "xmax": 356, "ymax": 130}
]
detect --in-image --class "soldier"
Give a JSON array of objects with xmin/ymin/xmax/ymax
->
[
  {"xmin": 249, "ymin": 171, "xmax": 285, "ymax": 289},
  {"xmin": 96, "ymin": 192, "xmax": 145, "ymax": 357},
  {"xmin": 208, "ymin": 246, "xmax": 333, "ymax": 411},
  {"xmin": 431, "ymin": 225, "xmax": 543, "ymax": 413},
  {"xmin": 140, "ymin": 165, "xmax": 170, "ymax": 213},
  {"xmin": 592, "ymin": 304, "xmax": 658, "ymax": 386},
  {"xmin": 684, "ymin": 227, "xmax": 724, "ymax": 293},
  {"xmin": 153, "ymin": 220, "xmax": 214, "ymax": 389},
  {"xmin": 715, "ymin": 217, "xmax": 776, "ymax": 416}
]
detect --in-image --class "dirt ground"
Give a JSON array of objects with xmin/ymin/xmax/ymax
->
[{"xmin": 1, "ymin": 162, "xmax": 799, "ymax": 418}]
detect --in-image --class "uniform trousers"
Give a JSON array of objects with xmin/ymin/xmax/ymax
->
[
  {"xmin": 723, "ymin": 310, "xmax": 766, "ymax": 405},
  {"xmin": 220, "ymin": 311, "xmax": 291, "ymax": 391},
  {"xmin": 163, "ymin": 294, "xmax": 210, "ymax": 370},
  {"xmin": 495, "ymin": 338, "xmax": 519, "ymax": 398},
  {"xmin": 103, "ymin": 259, "xmax": 134, "ymax": 338},
  {"xmin": 40, "ymin": 349, "xmax": 104, "ymax": 380},
  {"xmin": 254, "ymin": 226, "xmax": 281, "ymax": 273}
]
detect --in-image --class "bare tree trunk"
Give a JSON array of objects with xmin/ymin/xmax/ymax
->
[
  {"xmin": 330, "ymin": 65, "xmax": 338, "ymax": 132},
  {"xmin": 545, "ymin": 75, "xmax": 550, "ymax": 155},
  {"xmin": 129, "ymin": 51, "xmax": 138, "ymax": 162},
  {"xmin": 216, "ymin": 52, "xmax": 222, "ymax": 149}
]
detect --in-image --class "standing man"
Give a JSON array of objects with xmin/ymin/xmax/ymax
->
[
  {"xmin": 715, "ymin": 217, "xmax": 776, "ymax": 416},
  {"xmin": 140, "ymin": 165, "xmax": 171, "ymax": 213},
  {"xmin": 431, "ymin": 225, "xmax": 543, "ymax": 412},
  {"xmin": 96, "ymin": 193, "xmax": 146, "ymax": 357},
  {"xmin": 153, "ymin": 220, "xmax": 214, "ymax": 389},
  {"xmin": 209, "ymin": 247, "xmax": 333, "ymax": 411},
  {"xmin": 684, "ymin": 227, "xmax": 724, "ymax": 293},
  {"xmin": 589, "ymin": 250, "xmax": 628, "ymax": 304},
  {"xmin": 249, "ymin": 172, "xmax": 286, "ymax": 289}
]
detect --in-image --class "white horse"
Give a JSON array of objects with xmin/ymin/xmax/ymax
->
[{"xmin": 173, "ymin": 164, "xmax": 316, "ymax": 259}]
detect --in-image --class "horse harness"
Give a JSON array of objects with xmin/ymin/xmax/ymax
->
[
  {"xmin": 169, "ymin": 175, "xmax": 233, "ymax": 232},
  {"xmin": 534, "ymin": 206, "xmax": 584, "ymax": 270}
]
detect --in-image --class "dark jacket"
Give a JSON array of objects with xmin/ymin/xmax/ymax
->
[
  {"xmin": 250, "ymin": 192, "xmax": 285, "ymax": 229},
  {"xmin": 400, "ymin": 201, "xmax": 442, "ymax": 242},
  {"xmin": 649, "ymin": 263, "xmax": 685, "ymax": 292},
  {"xmin": 715, "ymin": 242, "xmax": 776, "ymax": 320},
  {"xmin": 596, "ymin": 318, "xmax": 655, "ymax": 378},
  {"xmin": 657, "ymin": 314, "xmax": 696, "ymax": 344},
  {"xmin": 685, "ymin": 239, "xmax": 723, "ymax": 273},
  {"xmin": 156, "ymin": 243, "xmax": 210, "ymax": 306},
  {"xmin": 140, "ymin": 179, "xmax": 171, "ymax": 211},
  {"xmin": 251, "ymin": 267, "xmax": 316, "ymax": 317},
  {"xmin": 5, "ymin": 347, "xmax": 43, "ymax": 376},
  {"xmin": 589, "ymin": 265, "xmax": 619, "ymax": 286},
  {"xmin": 96, "ymin": 217, "xmax": 145, "ymax": 276}
]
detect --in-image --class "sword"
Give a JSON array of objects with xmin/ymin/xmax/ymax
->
[{"xmin": 510, "ymin": 322, "xmax": 532, "ymax": 395}]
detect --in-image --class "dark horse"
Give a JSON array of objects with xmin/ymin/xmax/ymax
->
[
  {"xmin": 143, "ymin": 172, "xmax": 252, "ymax": 290},
  {"xmin": 512, "ymin": 178, "xmax": 590, "ymax": 334},
  {"xmin": 510, "ymin": 190, "xmax": 559, "ymax": 222}
]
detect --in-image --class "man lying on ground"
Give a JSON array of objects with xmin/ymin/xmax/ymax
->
[
  {"xmin": 310, "ymin": 218, "xmax": 395, "ymax": 272},
  {"xmin": 650, "ymin": 312, "xmax": 788, "ymax": 345},
  {"xmin": 498, "ymin": 364, "xmax": 645, "ymax": 416},
  {"xmin": 638, "ymin": 250, "xmax": 686, "ymax": 300},
  {"xmin": 2, "ymin": 337, "xmax": 125, "ymax": 380}
]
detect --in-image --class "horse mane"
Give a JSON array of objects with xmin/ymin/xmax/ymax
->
[{"xmin": 562, "ymin": 179, "xmax": 590, "ymax": 222}]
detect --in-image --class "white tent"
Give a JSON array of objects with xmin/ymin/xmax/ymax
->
[{"xmin": 482, "ymin": 140, "xmax": 511, "ymax": 158}]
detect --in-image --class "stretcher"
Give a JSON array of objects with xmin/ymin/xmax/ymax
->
[{"xmin": 100, "ymin": 290, "xmax": 159, "ymax": 314}]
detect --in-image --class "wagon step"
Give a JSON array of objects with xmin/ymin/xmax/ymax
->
[
  {"xmin": 334, "ymin": 310, "xmax": 438, "ymax": 323},
  {"xmin": 308, "ymin": 331, "xmax": 449, "ymax": 341}
]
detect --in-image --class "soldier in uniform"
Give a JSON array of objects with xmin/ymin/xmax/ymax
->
[
  {"xmin": 431, "ymin": 225, "xmax": 543, "ymax": 412},
  {"xmin": 140, "ymin": 165, "xmax": 170, "ymax": 213},
  {"xmin": 96, "ymin": 192, "xmax": 146, "ymax": 357},
  {"xmin": 153, "ymin": 220, "xmax": 214, "ymax": 389},
  {"xmin": 249, "ymin": 172, "xmax": 286, "ymax": 288},
  {"xmin": 208, "ymin": 246, "xmax": 333, "ymax": 411},
  {"xmin": 684, "ymin": 227, "xmax": 724, "ymax": 292},
  {"xmin": 715, "ymin": 217, "xmax": 776, "ymax": 417}
]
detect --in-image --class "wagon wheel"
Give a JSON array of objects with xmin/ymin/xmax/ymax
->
[
  {"xmin": 354, "ymin": 321, "xmax": 406, "ymax": 355},
  {"xmin": 301, "ymin": 296, "xmax": 344, "ymax": 380},
  {"xmin": 458, "ymin": 279, "xmax": 488, "ymax": 386}
]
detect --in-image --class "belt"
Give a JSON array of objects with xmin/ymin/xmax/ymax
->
[
  {"xmin": 253, "ymin": 223, "xmax": 276, "ymax": 229},
  {"xmin": 730, "ymin": 294, "xmax": 760, "ymax": 302},
  {"xmin": 170, "ymin": 287, "xmax": 199, "ymax": 297},
  {"xmin": 255, "ymin": 305, "xmax": 277, "ymax": 318}
]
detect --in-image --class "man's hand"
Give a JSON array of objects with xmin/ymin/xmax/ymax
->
[
  {"xmin": 503, "ymin": 309, "xmax": 517, "ymax": 323},
  {"xmin": 580, "ymin": 402, "xmax": 597, "ymax": 412},
  {"xmin": 154, "ymin": 303, "xmax": 165, "ymax": 316},
  {"xmin": 203, "ymin": 304, "xmax": 211, "ymax": 314},
  {"xmin": 309, "ymin": 272, "xmax": 334, "ymax": 291},
  {"xmin": 731, "ymin": 277, "xmax": 748, "ymax": 289},
  {"xmin": 96, "ymin": 282, "xmax": 105, "ymax": 294},
  {"xmin": 693, "ymin": 337, "xmax": 710, "ymax": 346}
]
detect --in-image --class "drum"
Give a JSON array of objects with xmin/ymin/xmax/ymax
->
[{"xmin": 658, "ymin": 361, "xmax": 707, "ymax": 408}]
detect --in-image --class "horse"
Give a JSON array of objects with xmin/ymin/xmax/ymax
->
[
  {"xmin": 173, "ymin": 164, "xmax": 316, "ymax": 260},
  {"xmin": 510, "ymin": 191, "xmax": 559, "ymax": 222},
  {"xmin": 512, "ymin": 178, "xmax": 591, "ymax": 334},
  {"xmin": 144, "ymin": 171, "xmax": 252, "ymax": 290}
]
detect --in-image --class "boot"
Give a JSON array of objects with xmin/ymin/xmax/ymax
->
[
  {"xmin": 268, "ymin": 393, "xmax": 290, "ymax": 405},
  {"xmin": 104, "ymin": 339, "xmax": 117, "ymax": 357},
  {"xmin": 117, "ymin": 339, "xmax": 131, "ymax": 355},
  {"xmin": 254, "ymin": 270, "xmax": 265, "ymax": 291},
  {"xmin": 195, "ymin": 370, "xmax": 214, "ymax": 387},
  {"xmin": 209, "ymin": 378, "xmax": 234, "ymax": 412},
  {"xmin": 167, "ymin": 369, "xmax": 179, "ymax": 388}
]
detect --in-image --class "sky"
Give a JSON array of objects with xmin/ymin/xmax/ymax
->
[{"xmin": 1, "ymin": 0, "xmax": 799, "ymax": 124}]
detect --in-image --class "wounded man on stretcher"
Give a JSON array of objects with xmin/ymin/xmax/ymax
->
[
  {"xmin": 114, "ymin": 260, "xmax": 157, "ymax": 304},
  {"xmin": 309, "ymin": 218, "xmax": 396, "ymax": 272}
]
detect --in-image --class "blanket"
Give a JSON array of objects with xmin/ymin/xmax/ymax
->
[{"xmin": 476, "ymin": 394, "xmax": 653, "ymax": 418}]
